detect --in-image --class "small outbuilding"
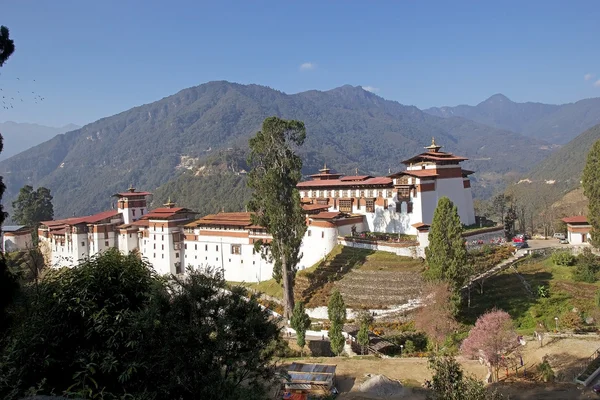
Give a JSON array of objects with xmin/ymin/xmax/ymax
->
[
  {"xmin": 562, "ymin": 216, "xmax": 591, "ymax": 245},
  {"xmin": 2, "ymin": 225, "xmax": 34, "ymax": 253},
  {"xmin": 282, "ymin": 362, "xmax": 337, "ymax": 399}
]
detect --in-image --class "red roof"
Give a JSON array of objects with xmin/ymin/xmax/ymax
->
[
  {"xmin": 114, "ymin": 191, "xmax": 152, "ymax": 197},
  {"xmin": 562, "ymin": 216, "xmax": 589, "ymax": 224},
  {"xmin": 297, "ymin": 176, "xmax": 392, "ymax": 188},
  {"xmin": 141, "ymin": 207, "xmax": 194, "ymax": 220},
  {"xmin": 412, "ymin": 222, "xmax": 430, "ymax": 230},
  {"xmin": 397, "ymin": 170, "xmax": 439, "ymax": 178},
  {"xmin": 402, "ymin": 151, "xmax": 468, "ymax": 165},
  {"xmin": 340, "ymin": 175, "xmax": 372, "ymax": 181},
  {"xmin": 42, "ymin": 210, "xmax": 119, "ymax": 228},
  {"xmin": 302, "ymin": 204, "xmax": 331, "ymax": 212},
  {"xmin": 311, "ymin": 211, "xmax": 343, "ymax": 220},
  {"xmin": 187, "ymin": 212, "xmax": 254, "ymax": 228}
]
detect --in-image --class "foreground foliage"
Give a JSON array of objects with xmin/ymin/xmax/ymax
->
[
  {"xmin": 582, "ymin": 138, "xmax": 600, "ymax": 247},
  {"xmin": 427, "ymin": 356, "xmax": 503, "ymax": 400},
  {"xmin": 0, "ymin": 250, "xmax": 280, "ymax": 399}
]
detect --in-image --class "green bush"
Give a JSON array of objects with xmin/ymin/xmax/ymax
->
[{"xmin": 551, "ymin": 251, "xmax": 575, "ymax": 266}]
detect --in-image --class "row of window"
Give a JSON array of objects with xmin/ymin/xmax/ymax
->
[{"xmin": 301, "ymin": 189, "xmax": 390, "ymax": 199}]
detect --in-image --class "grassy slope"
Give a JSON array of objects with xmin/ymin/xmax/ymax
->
[{"xmin": 462, "ymin": 255, "xmax": 600, "ymax": 333}]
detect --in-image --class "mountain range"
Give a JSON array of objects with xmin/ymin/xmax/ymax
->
[
  {"xmin": 0, "ymin": 121, "xmax": 80, "ymax": 160},
  {"xmin": 0, "ymin": 81, "xmax": 553, "ymax": 219},
  {"xmin": 425, "ymin": 94, "xmax": 600, "ymax": 144}
]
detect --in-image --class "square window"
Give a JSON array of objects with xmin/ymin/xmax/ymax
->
[
  {"xmin": 308, "ymin": 230, "xmax": 312, "ymax": 237},
  {"xmin": 216, "ymin": 245, "xmax": 219, "ymax": 251},
  {"xmin": 104, "ymin": 241, "xmax": 109, "ymax": 247},
  {"xmin": 176, "ymin": 253, "xmax": 179, "ymax": 258},
  {"xmin": 185, "ymin": 244, "xmax": 187, "ymax": 250},
  {"xmin": 81, "ymin": 241, "xmax": 85, "ymax": 247},
  {"xmin": 231, "ymin": 244, "xmax": 241, "ymax": 255},
  {"xmin": 153, "ymin": 253, "xmax": 156, "ymax": 258},
  {"xmin": 162, "ymin": 254, "xmax": 164, "ymax": 259},
  {"xmin": 195, "ymin": 244, "xmax": 197, "ymax": 250},
  {"xmin": 366, "ymin": 199, "xmax": 375, "ymax": 213}
]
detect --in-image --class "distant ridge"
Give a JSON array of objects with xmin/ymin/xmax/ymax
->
[
  {"xmin": 0, "ymin": 81, "xmax": 550, "ymax": 218},
  {"xmin": 526, "ymin": 123, "xmax": 600, "ymax": 190},
  {"xmin": 0, "ymin": 121, "xmax": 81, "ymax": 160},
  {"xmin": 425, "ymin": 94, "xmax": 600, "ymax": 144}
]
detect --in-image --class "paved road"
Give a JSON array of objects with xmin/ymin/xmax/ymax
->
[{"xmin": 526, "ymin": 238, "xmax": 564, "ymax": 250}]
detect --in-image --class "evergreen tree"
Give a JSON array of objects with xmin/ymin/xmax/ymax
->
[
  {"xmin": 247, "ymin": 117, "xmax": 307, "ymax": 318},
  {"xmin": 356, "ymin": 310, "xmax": 373, "ymax": 355},
  {"xmin": 327, "ymin": 290, "xmax": 347, "ymax": 356},
  {"xmin": 12, "ymin": 185, "xmax": 54, "ymax": 242},
  {"xmin": 0, "ymin": 26, "xmax": 15, "ymax": 67},
  {"xmin": 582, "ymin": 139, "xmax": 600, "ymax": 247},
  {"xmin": 290, "ymin": 301, "xmax": 311, "ymax": 356},
  {"xmin": 329, "ymin": 323, "xmax": 345, "ymax": 356},
  {"xmin": 424, "ymin": 197, "xmax": 469, "ymax": 291},
  {"xmin": 357, "ymin": 322, "xmax": 370, "ymax": 355},
  {"xmin": 0, "ymin": 31, "xmax": 18, "ymax": 343}
]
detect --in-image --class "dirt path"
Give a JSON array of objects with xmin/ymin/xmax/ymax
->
[{"xmin": 287, "ymin": 338, "xmax": 600, "ymax": 399}]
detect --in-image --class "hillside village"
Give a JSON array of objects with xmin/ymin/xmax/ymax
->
[{"xmin": 4, "ymin": 6, "xmax": 600, "ymax": 400}]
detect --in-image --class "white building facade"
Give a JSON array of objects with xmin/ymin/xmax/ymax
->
[
  {"xmin": 297, "ymin": 139, "xmax": 476, "ymax": 235},
  {"xmin": 563, "ymin": 216, "xmax": 592, "ymax": 245}
]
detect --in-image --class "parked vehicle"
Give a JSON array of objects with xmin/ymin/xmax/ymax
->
[
  {"xmin": 553, "ymin": 233, "xmax": 566, "ymax": 240},
  {"xmin": 513, "ymin": 236, "xmax": 524, "ymax": 243},
  {"xmin": 559, "ymin": 238, "xmax": 569, "ymax": 244},
  {"xmin": 513, "ymin": 241, "xmax": 528, "ymax": 249},
  {"xmin": 592, "ymin": 383, "xmax": 600, "ymax": 394}
]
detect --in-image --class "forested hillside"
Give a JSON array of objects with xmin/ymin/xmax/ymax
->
[
  {"xmin": 425, "ymin": 94, "xmax": 600, "ymax": 144},
  {"xmin": 527, "ymin": 123, "xmax": 600, "ymax": 189},
  {"xmin": 0, "ymin": 81, "xmax": 551, "ymax": 218}
]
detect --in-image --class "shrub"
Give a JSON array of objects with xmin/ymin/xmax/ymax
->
[
  {"xmin": 537, "ymin": 358, "xmax": 555, "ymax": 382},
  {"xmin": 572, "ymin": 264, "xmax": 597, "ymax": 283},
  {"xmin": 560, "ymin": 312, "xmax": 583, "ymax": 330},
  {"xmin": 551, "ymin": 251, "xmax": 575, "ymax": 266}
]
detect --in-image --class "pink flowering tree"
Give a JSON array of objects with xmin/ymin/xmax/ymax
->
[{"xmin": 460, "ymin": 309, "xmax": 519, "ymax": 382}]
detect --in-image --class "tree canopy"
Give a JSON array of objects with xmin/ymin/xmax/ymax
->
[
  {"xmin": 414, "ymin": 282, "xmax": 458, "ymax": 352},
  {"xmin": 425, "ymin": 197, "xmax": 470, "ymax": 292},
  {"xmin": 582, "ymin": 138, "xmax": 600, "ymax": 247},
  {"xmin": 0, "ymin": 26, "xmax": 15, "ymax": 67},
  {"xmin": 290, "ymin": 301, "xmax": 311, "ymax": 354},
  {"xmin": 460, "ymin": 309, "xmax": 519, "ymax": 383},
  {"xmin": 247, "ymin": 116, "xmax": 307, "ymax": 318},
  {"xmin": 0, "ymin": 250, "xmax": 280, "ymax": 399},
  {"xmin": 327, "ymin": 290, "xmax": 347, "ymax": 356},
  {"xmin": 11, "ymin": 185, "xmax": 54, "ymax": 231}
]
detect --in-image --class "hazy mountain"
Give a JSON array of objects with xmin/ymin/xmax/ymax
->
[
  {"xmin": 526, "ymin": 123, "xmax": 600, "ymax": 189},
  {"xmin": 0, "ymin": 121, "xmax": 81, "ymax": 160},
  {"xmin": 0, "ymin": 81, "xmax": 551, "ymax": 218},
  {"xmin": 425, "ymin": 94, "xmax": 600, "ymax": 144}
]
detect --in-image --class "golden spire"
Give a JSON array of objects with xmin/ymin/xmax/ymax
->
[
  {"xmin": 128, "ymin": 184, "xmax": 135, "ymax": 193},
  {"xmin": 355, "ymin": 167, "xmax": 358, "ymax": 175},
  {"xmin": 163, "ymin": 196, "xmax": 176, "ymax": 208},
  {"xmin": 425, "ymin": 137, "xmax": 442, "ymax": 152}
]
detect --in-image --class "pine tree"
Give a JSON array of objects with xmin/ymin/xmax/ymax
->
[
  {"xmin": 327, "ymin": 290, "xmax": 347, "ymax": 356},
  {"xmin": 290, "ymin": 301, "xmax": 311, "ymax": 356},
  {"xmin": 424, "ymin": 197, "xmax": 469, "ymax": 291},
  {"xmin": 329, "ymin": 323, "xmax": 345, "ymax": 356},
  {"xmin": 357, "ymin": 322, "xmax": 370, "ymax": 355},
  {"xmin": 247, "ymin": 117, "xmax": 307, "ymax": 318},
  {"xmin": 582, "ymin": 139, "xmax": 600, "ymax": 247}
]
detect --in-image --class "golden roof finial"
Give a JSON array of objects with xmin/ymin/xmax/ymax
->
[
  {"xmin": 425, "ymin": 137, "xmax": 442, "ymax": 152},
  {"xmin": 128, "ymin": 184, "xmax": 135, "ymax": 193},
  {"xmin": 163, "ymin": 196, "xmax": 175, "ymax": 208},
  {"xmin": 355, "ymin": 167, "xmax": 358, "ymax": 175}
]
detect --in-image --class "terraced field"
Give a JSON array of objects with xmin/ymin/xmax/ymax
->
[{"xmin": 295, "ymin": 246, "xmax": 426, "ymax": 309}]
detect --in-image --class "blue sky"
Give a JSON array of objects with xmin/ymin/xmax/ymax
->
[{"xmin": 1, "ymin": 0, "xmax": 599, "ymax": 127}]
